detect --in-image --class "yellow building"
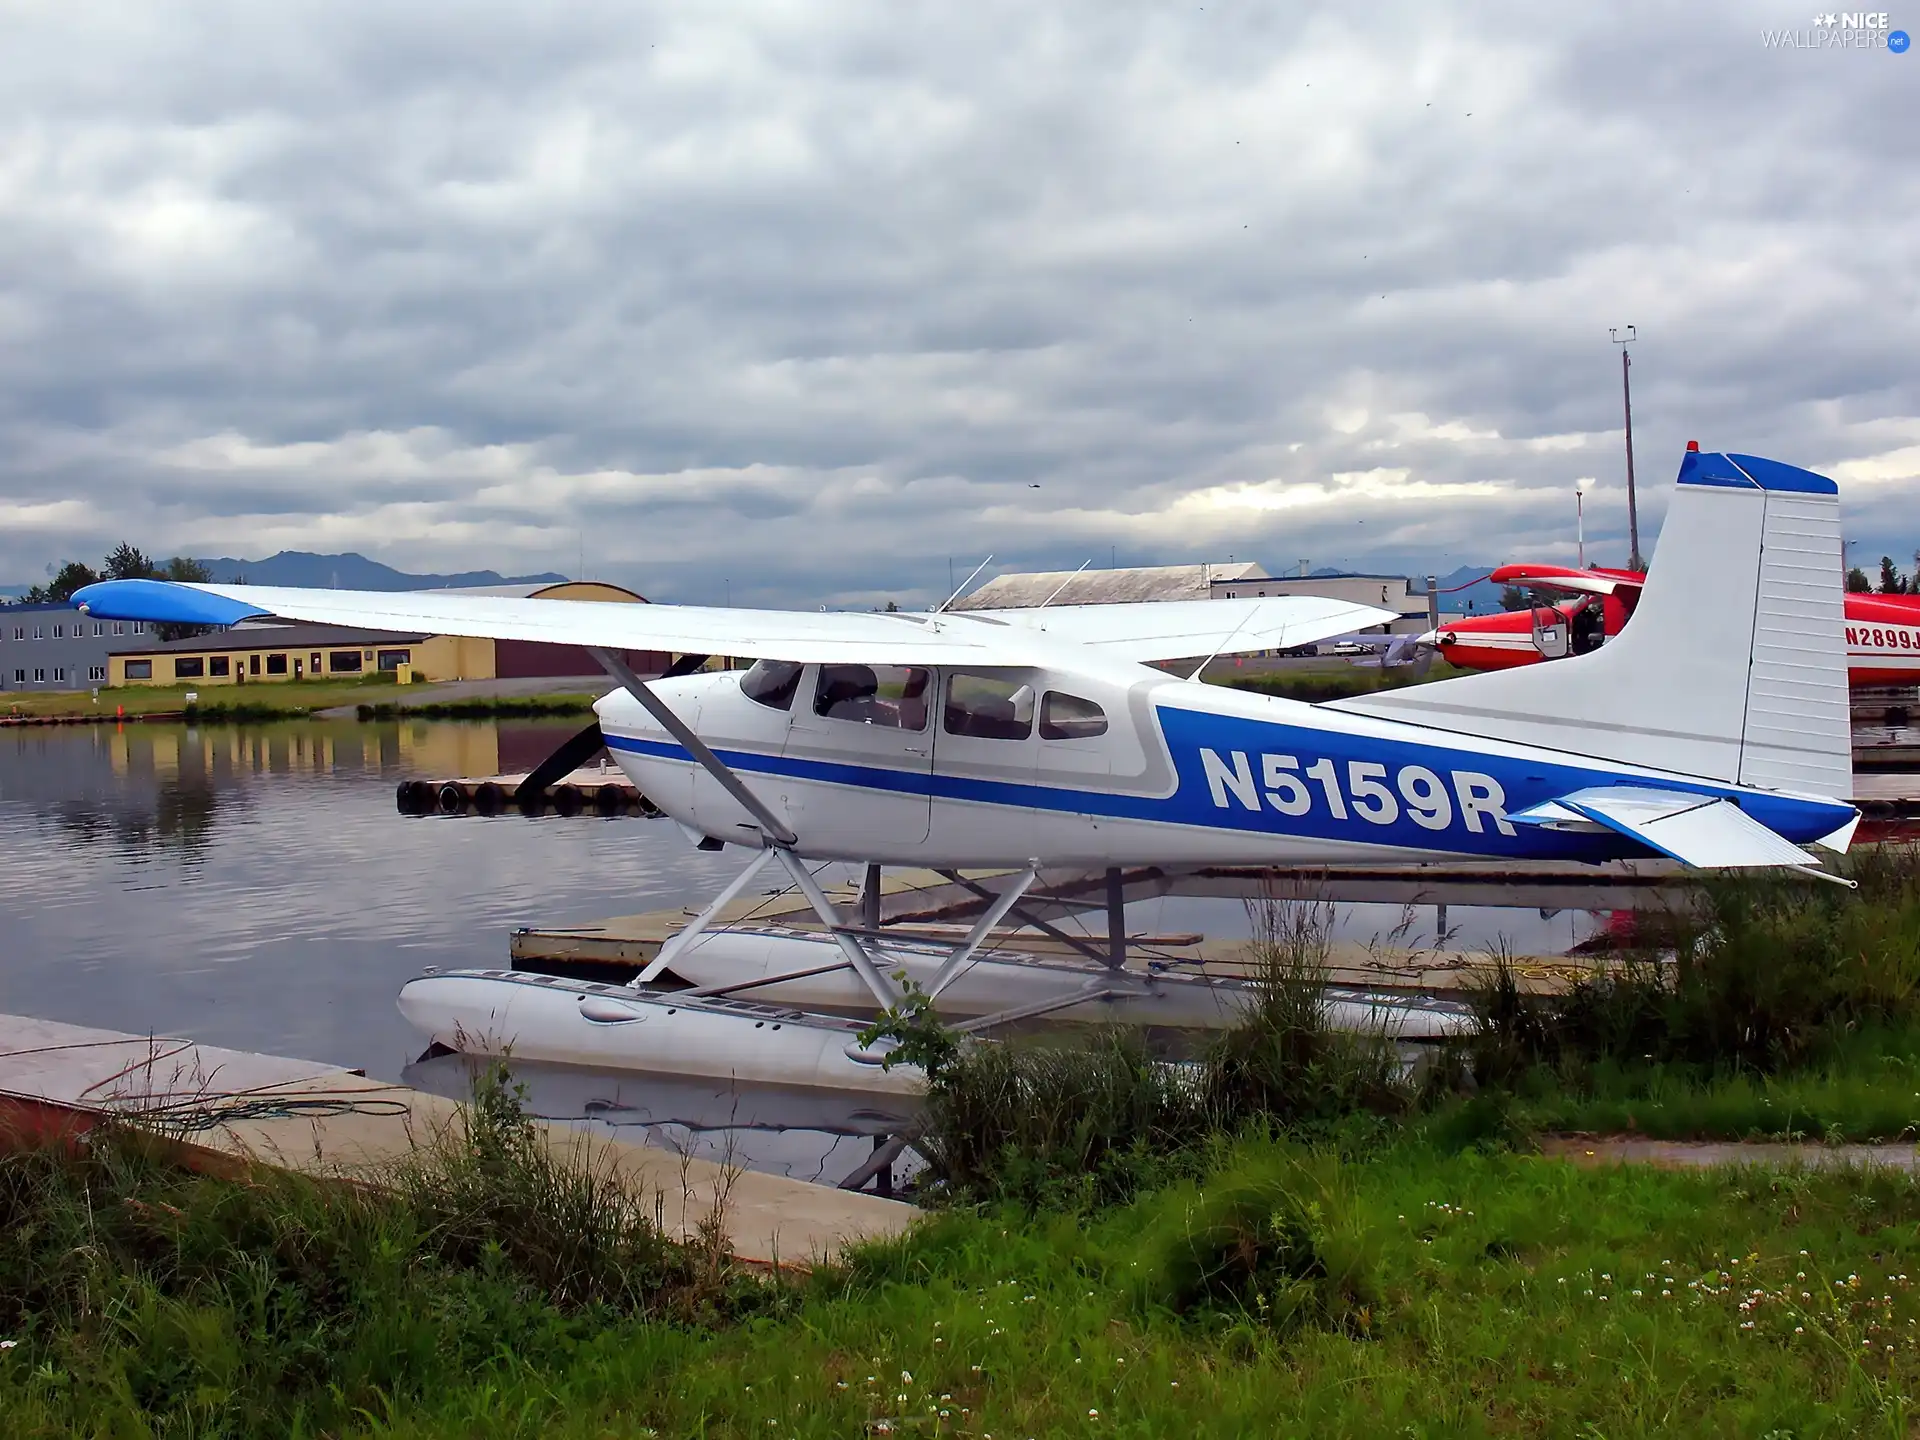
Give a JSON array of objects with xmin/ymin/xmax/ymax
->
[{"xmin": 107, "ymin": 580, "xmax": 662, "ymax": 687}]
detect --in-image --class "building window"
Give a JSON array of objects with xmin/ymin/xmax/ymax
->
[
  {"xmin": 94, "ymin": 622, "xmax": 105, "ymax": 637},
  {"xmin": 51, "ymin": 624, "xmax": 63, "ymax": 639},
  {"xmin": 132, "ymin": 622, "xmax": 145, "ymax": 634},
  {"xmin": 376, "ymin": 648, "xmax": 412, "ymax": 671},
  {"xmin": 208, "ymin": 656, "xmax": 230, "ymax": 677},
  {"xmin": 10, "ymin": 627, "xmax": 21, "ymax": 640},
  {"xmin": 33, "ymin": 668, "xmax": 45, "ymax": 683},
  {"xmin": 265, "ymin": 653, "xmax": 288, "ymax": 675},
  {"xmin": 112, "ymin": 622, "xmax": 124, "ymax": 636},
  {"xmin": 328, "ymin": 650, "xmax": 362, "ymax": 673},
  {"xmin": 309, "ymin": 652, "xmax": 322, "ymax": 672},
  {"xmin": 124, "ymin": 660, "xmax": 152, "ymax": 680},
  {"xmin": 11, "ymin": 670, "xmax": 22, "ymax": 684},
  {"xmin": 32, "ymin": 626, "xmax": 42, "ymax": 640},
  {"xmin": 53, "ymin": 667, "xmax": 66, "ymax": 682},
  {"xmin": 88, "ymin": 665, "xmax": 106, "ymax": 682},
  {"xmin": 943, "ymin": 672, "xmax": 1035, "ymax": 740},
  {"xmin": 173, "ymin": 657, "xmax": 205, "ymax": 679},
  {"xmin": 249, "ymin": 654, "xmax": 261, "ymax": 675}
]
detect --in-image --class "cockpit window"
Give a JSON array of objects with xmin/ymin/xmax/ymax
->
[
  {"xmin": 1040, "ymin": 691, "xmax": 1108, "ymax": 739},
  {"xmin": 740, "ymin": 659, "xmax": 803, "ymax": 711},
  {"xmin": 814, "ymin": 664, "xmax": 931, "ymax": 730},
  {"xmin": 944, "ymin": 672, "xmax": 1035, "ymax": 740}
]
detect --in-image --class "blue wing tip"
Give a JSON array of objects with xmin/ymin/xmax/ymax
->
[
  {"xmin": 1676, "ymin": 448, "xmax": 1838, "ymax": 495},
  {"xmin": 73, "ymin": 579, "xmax": 266, "ymax": 627}
]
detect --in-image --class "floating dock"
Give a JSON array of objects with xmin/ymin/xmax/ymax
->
[
  {"xmin": 0, "ymin": 1013, "xmax": 914, "ymax": 1265},
  {"xmin": 398, "ymin": 762, "xmax": 661, "ymax": 816}
]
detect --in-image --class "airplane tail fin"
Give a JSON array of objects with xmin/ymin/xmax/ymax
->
[{"xmin": 1327, "ymin": 449, "xmax": 1852, "ymax": 799}]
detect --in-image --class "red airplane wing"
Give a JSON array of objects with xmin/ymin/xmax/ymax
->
[{"xmin": 1487, "ymin": 563, "xmax": 1645, "ymax": 597}]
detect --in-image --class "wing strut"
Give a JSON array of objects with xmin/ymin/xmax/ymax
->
[
  {"xmin": 589, "ymin": 648, "xmax": 797, "ymax": 847},
  {"xmin": 589, "ymin": 647, "xmax": 903, "ymax": 1009}
]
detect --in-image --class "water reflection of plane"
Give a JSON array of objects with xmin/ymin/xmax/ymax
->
[{"xmin": 401, "ymin": 1051, "xmax": 921, "ymax": 1190}]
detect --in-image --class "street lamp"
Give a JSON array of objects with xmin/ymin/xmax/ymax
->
[{"xmin": 1609, "ymin": 326, "xmax": 1643, "ymax": 571}]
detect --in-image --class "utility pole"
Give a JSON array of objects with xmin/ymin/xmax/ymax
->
[
  {"xmin": 1576, "ymin": 486, "xmax": 1585, "ymax": 568},
  {"xmin": 1610, "ymin": 325, "xmax": 1643, "ymax": 571}
]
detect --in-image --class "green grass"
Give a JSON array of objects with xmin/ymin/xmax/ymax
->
[
  {"xmin": 3, "ymin": 678, "xmax": 600, "ymax": 722},
  {"xmin": 1496, "ymin": 1025, "xmax": 1920, "ymax": 1143},
  {"xmin": 354, "ymin": 695, "xmax": 597, "ymax": 720},
  {"xmin": 11, "ymin": 1129, "xmax": 1920, "ymax": 1436}
]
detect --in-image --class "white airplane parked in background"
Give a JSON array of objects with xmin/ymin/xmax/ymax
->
[{"xmin": 77, "ymin": 448, "xmax": 1860, "ymax": 1090}]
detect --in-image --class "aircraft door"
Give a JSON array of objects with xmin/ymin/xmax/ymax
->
[
  {"xmin": 929, "ymin": 669, "xmax": 1043, "ymax": 853},
  {"xmin": 781, "ymin": 662, "xmax": 934, "ymax": 846},
  {"xmin": 1530, "ymin": 605, "xmax": 1570, "ymax": 660}
]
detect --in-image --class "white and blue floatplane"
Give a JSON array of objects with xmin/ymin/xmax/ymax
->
[{"xmin": 77, "ymin": 447, "xmax": 1861, "ymax": 1094}]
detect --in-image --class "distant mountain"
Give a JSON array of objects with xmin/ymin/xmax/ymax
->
[
  {"xmin": 195, "ymin": 552, "xmax": 569, "ymax": 591},
  {"xmin": 1423, "ymin": 565, "xmax": 1505, "ymax": 616}
]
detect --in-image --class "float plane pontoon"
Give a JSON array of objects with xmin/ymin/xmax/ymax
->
[{"xmin": 78, "ymin": 447, "xmax": 1861, "ymax": 1092}]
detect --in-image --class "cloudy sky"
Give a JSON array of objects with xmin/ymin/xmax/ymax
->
[{"xmin": 2, "ymin": 0, "xmax": 1916, "ymax": 607}]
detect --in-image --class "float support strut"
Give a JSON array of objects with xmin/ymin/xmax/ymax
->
[
  {"xmin": 923, "ymin": 864, "xmax": 1039, "ymax": 1000},
  {"xmin": 770, "ymin": 848, "xmax": 901, "ymax": 1010},
  {"xmin": 632, "ymin": 844, "xmax": 778, "ymax": 986}
]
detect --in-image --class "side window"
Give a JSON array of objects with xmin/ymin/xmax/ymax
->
[
  {"xmin": 740, "ymin": 659, "xmax": 803, "ymax": 711},
  {"xmin": 1040, "ymin": 691, "xmax": 1108, "ymax": 740},
  {"xmin": 944, "ymin": 672, "xmax": 1034, "ymax": 740},
  {"xmin": 813, "ymin": 665, "xmax": 930, "ymax": 729}
]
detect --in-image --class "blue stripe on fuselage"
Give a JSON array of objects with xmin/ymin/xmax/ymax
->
[{"xmin": 606, "ymin": 703, "xmax": 1852, "ymax": 860}]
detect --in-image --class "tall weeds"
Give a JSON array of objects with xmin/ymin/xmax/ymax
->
[
  {"xmin": 916, "ymin": 895, "xmax": 1413, "ymax": 1208},
  {"xmin": 1471, "ymin": 844, "xmax": 1920, "ymax": 1079},
  {"xmin": 0, "ymin": 1063, "xmax": 762, "ymax": 1436}
]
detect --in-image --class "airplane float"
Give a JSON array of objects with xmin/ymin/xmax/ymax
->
[{"xmin": 75, "ymin": 447, "xmax": 1861, "ymax": 1094}]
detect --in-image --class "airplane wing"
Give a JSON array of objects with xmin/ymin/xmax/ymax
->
[
  {"xmin": 1489, "ymin": 564, "xmax": 1645, "ymax": 598},
  {"xmin": 961, "ymin": 596, "xmax": 1397, "ymax": 661},
  {"xmin": 72, "ymin": 580, "xmax": 1394, "ymax": 669},
  {"xmin": 1510, "ymin": 785, "xmax": 1820, "ymax": 869}
]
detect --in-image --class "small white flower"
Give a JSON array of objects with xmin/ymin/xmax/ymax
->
[{"xmin": 0, "ymin": 1341, "xmax": 15, "ymax": 1351}]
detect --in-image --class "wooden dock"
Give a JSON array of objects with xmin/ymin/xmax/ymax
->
[
  {"xmin": 0, "ymin": 1013, "xmax": 913, "ymax": 1266},
  {"xmin": 508, "ymin": 861, "xmax": 1688, "ymax": 997}
]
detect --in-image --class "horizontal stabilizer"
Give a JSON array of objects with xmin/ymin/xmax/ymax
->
[{"xmin": 1519, "ymin": 786, "xmax": 1819, "ymax": 870}]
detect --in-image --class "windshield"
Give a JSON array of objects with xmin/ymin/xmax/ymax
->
[{"xmin": 740, "ymin": 659, "xmax": 803, "ymax": 710}]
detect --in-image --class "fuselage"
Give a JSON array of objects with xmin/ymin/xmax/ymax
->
[
  {"xmin": 1437, "ymin": 585, "xmax": 1920, "ymax": 687},
  {"xmin": 596, "ymin": 659, "xmax": 1854, "ymax": 869}
]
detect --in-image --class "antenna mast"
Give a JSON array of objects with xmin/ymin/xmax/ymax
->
[{"xmin": 1610, "ymin": 325, "xmax": 1643, "ymax": 570}]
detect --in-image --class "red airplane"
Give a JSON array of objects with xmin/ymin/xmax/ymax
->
[{"xmin": 1427, "ymin": 563, "xmax": 1920, "ymax": 688}]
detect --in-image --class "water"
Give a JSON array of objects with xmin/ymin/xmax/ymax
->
[
  {"xmin": 0, "ymin": 718, "xmax": 745, "ymax": 1079},
  {"xmin": 1, "ymin": 718, "xmax": 1602, "ymax": 1184}
]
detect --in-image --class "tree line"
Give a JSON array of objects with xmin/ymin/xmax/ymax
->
[
  {"xmin": 1847, "ymin": 554, "xmax": 1920, "ymax": 596},
  {"xmin": 10, "ymin": 544, "xmax": 214, "ymax": 605},
  {"xmin": 7, "ymin": 545, "xmax": 221, "ymax": 641}
]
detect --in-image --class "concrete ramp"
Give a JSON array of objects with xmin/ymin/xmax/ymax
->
[{"xmin": 0, "ymin": 1012, "xmax": 914, "ymax": 1267}]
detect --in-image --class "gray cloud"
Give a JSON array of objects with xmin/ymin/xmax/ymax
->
[{"xmin": 2, "ymin": 0, "xmax": 1916, "ymax": 607}]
